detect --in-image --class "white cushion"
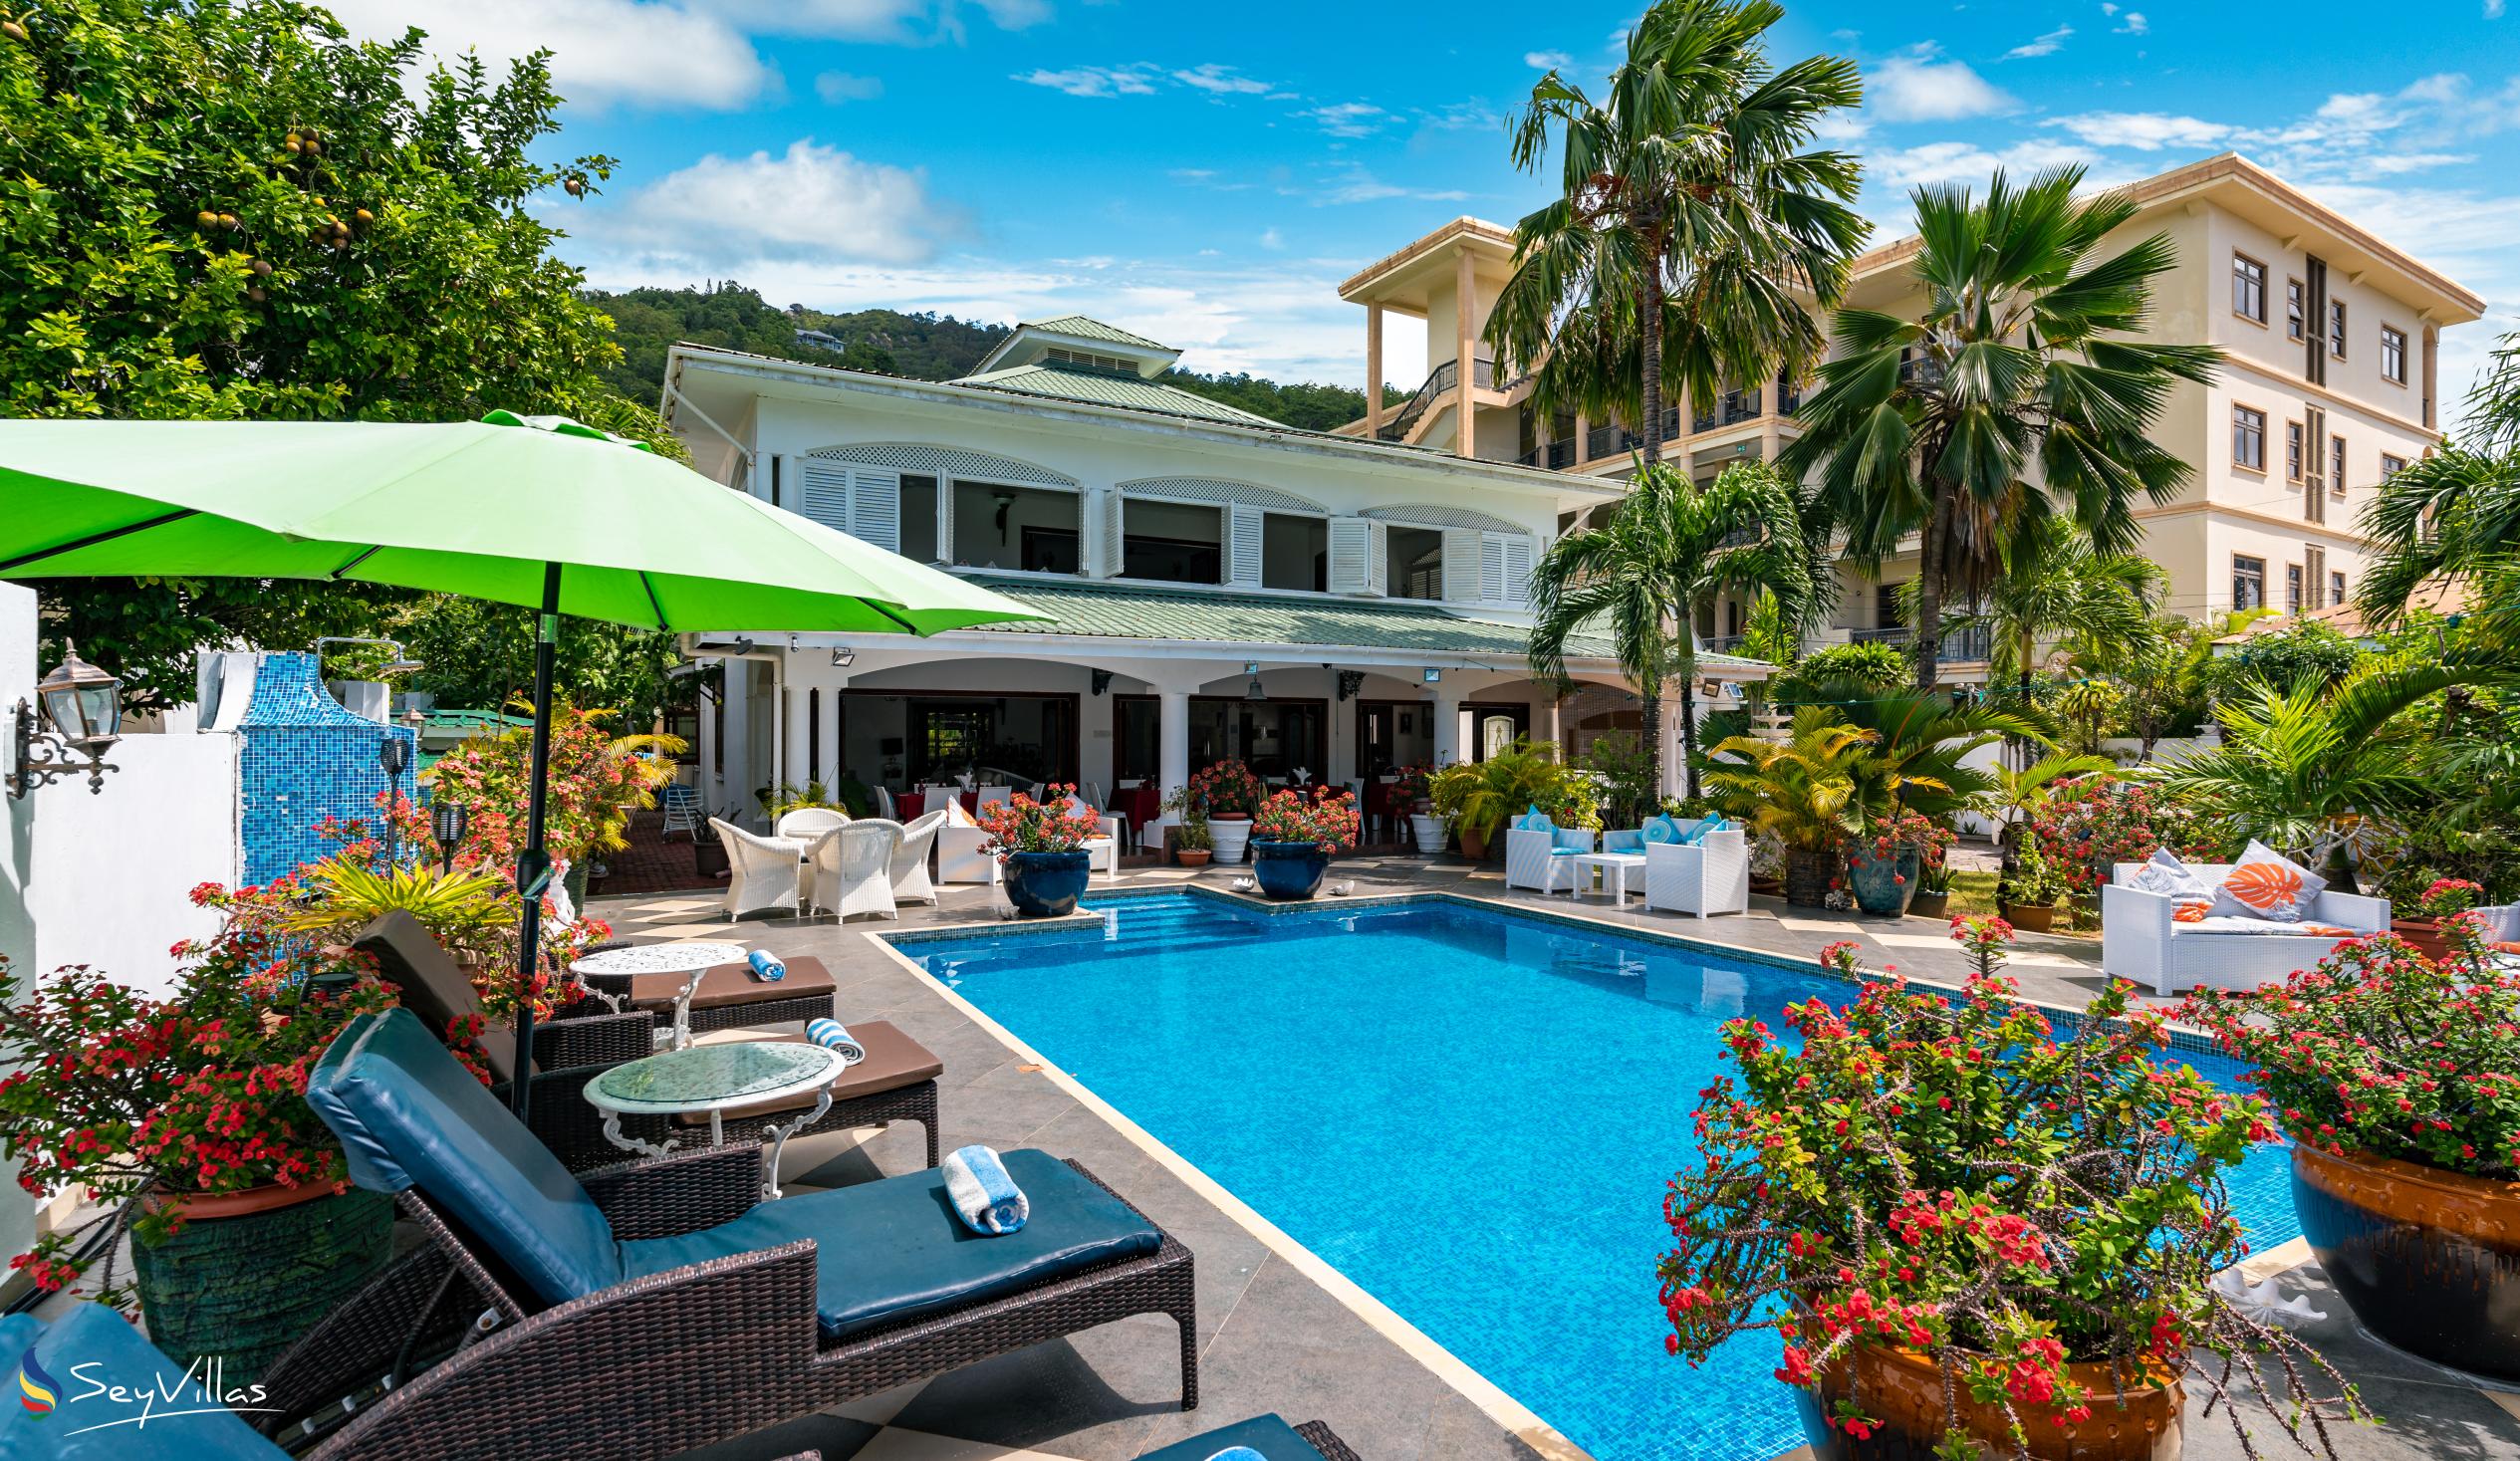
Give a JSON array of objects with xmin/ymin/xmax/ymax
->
[
  {"xmin": 2172, "ymin": 914, "xmax": 2355, "ymax": 937},
  {"xmin": 2127, "ymin": 848, "xmax": 2212, "ymax": 902},
  {"xmin": 2207, "ymin": 841, "xmax": 2326, "ymax": 923}
]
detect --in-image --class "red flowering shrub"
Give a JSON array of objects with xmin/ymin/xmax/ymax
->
[
  {"xmin": 1185, "ymin": 758, "xmax": 1265, "ymax": 818},
  {"xmin": 0, "ymin": 912, "xmax": 407, "ymax": 1305},
  {"xmin": 976, "ymin": 784, "xmax": 1108, "ymax": 857},
  {"xmin": 2028, "ymin": 777, "xmax": 2222, "ymax": 896},
  {"xmin": 2183, "ymin": 917, "xmax": 2520, "ymax": 1178},
  {"xmin": 2406, "ymin": 877, "xmax": 2486, "ymax": 919},
  {"xmin": 1252, "ymin": 787, "xmax": 1362, "ymax": 853},
  {"xmin": 1816, "ymin": 940, "xmax": 1863, "ymax": 977},
  {"xmin": 1657, "ymin": 970, "xmax": 2361, "ymax": 1455}
]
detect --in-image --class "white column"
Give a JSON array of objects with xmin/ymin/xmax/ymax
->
[
  {"xmin": 1156, "ymin": 689, "xmax": 1190, "ymax": 826},
  {"xmin": 1659, "ymin": 697, "xmax": 1684, "ymax": 802},
  {"xmin": 1432, "ymin": 685, "xmax": 1463, "ymax": 766},
  {"xmin": 782, "ymin": 664, "xmax": 812, "ymax": 791}
]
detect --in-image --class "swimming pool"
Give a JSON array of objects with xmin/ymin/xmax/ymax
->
[{"xmin": 890, "ymin": 892, "xmax": 2298, "ymax": 1461}]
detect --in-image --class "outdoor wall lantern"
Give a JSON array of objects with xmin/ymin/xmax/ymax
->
[
  {"xmin": 8, "ymin": 641, "xmax": 123, "ymax": 798},
  {"xmin": 1421, "ymin": 667, "xmax": 1442, "ymax": 684}
]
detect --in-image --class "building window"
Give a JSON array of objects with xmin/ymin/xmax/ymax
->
[
  {"xmin": 2232, "ymin": 254, "xmax": 2267, "ymax": 323},
  {"xmin": 2332, "ymin": 570, "xmax": 2347, "ymax": 606},
  {"xmin": 2330, "ymin": 299, "xmax": 2348, "ymax": 360},
  {"xmin": 2381, "ymin": 452, "xmax": 2408, "ymax": 480},
  {"xmin": 2285, "ymin": 564, "xmax": 2304, "ymax": 615},
  {"xmin": 1875, "ymin": 582, "xmax": 1905, "ymax": 631},
  {"xmin": 2285, "ymin": 421, "xmax": 2304, "ymax": 482},
  {"xmin": 2232, "ymin": 404, "xmax": 2267, "ymax": 470},
  {"xmin": 2286, "ymin": 278, "xmax": 2305, "ymax": 341},
  {"xmin": 2381, "ymin": 326, "xmax": 2407, "ymax": 384},
  {"xmin": 2330, "ymin": 435, "xmax": 2348, "ymax": 496},
  {"xmin": 2233, "ymin": 556, "xmax": 2266, "ymax": 612}
]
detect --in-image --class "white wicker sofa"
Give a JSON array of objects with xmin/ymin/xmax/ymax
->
[{"xmin": 2101, "ymin": 860, "xmax": 2390, "ymax": 996}]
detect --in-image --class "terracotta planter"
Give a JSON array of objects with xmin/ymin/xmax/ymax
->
[
  {"xmin": 1174, "ymin": 849, "xmax": 1212, "ymax": 867},
  {"xmin": 2292, "ymin": 1142, "xmax": 2520, "ymax": 1380},
  {"xmin": 2390, "ymin": 918, "xmax": 2451, "ymax": 962},
  {"xmin": 1783, "ymin": 849, "xmax": 1836, "ymax": 907},
  {"xmin": 1458, "ymin": 824, "xmax": 1491, "ymax": 860},
  {"xmin": 694, "ymin": 839, "xmax": 729, "ymax": 878},
  {"xmin": 1799, "ymin": 1340, "xmax": 2181, "ymax": 1460},
  {"xmin": 131, "ymin": 1182, "xmax": 394, "ymax": 1385},
  {"xmin": 2000, "ymin": 899, "xmax": 2059, "ymax": 933},
  {"xmin": 1751, "ymin": 875, "xmax": 1786, "ymax": 898},
  {"xmin": 1906, "ymin": 891, "xmax": 1950, "ymax": 920}
]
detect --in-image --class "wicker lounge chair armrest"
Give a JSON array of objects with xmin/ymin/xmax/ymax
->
[
  {"xmin": 1294, "ymin": 1421, "xmax": 1364, "ymax": 1461},
  {"xmin": 533, "ymin": 1007, "xmax": 657, "ymax": 1069},
  {"xmin": 311, "ymin": 1243, "xmax": 820, "ymax": 1461},
  {"xmin": 2317, "ymin": 889, "xmax": 2391, "ymax": 932},
  {"xmin": 258, "ymin": 1244, "xmax": 480, "ymax": 1439},
  {"xmin": 582, "ymin": 1143, "xmax": 763, "ymax": 1237}
]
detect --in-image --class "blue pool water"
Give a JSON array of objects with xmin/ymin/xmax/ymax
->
[{"xmin": 893, "ymin": 893, "xmax": 2299, "ymax": 1461}]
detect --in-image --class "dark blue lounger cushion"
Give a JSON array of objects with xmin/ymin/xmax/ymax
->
[
  {"xmin": 621, "ymin": 1147, "xmax": 1161, "ymax": 1340},
  {"xmin": 1132, "ymin": 1414, "xmax": 1325, "ymax": 1461},
  {"xmin": 0, "ymin": 1303, "xmax": 283, "ymax": 1459}
]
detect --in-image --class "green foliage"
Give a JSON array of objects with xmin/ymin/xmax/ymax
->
[
  {"xmin": 1154, "ymin": 369, "xmax": 1372, "ymax": 433},
  {"xmin": 1, "ymin": 0, "xmax": 673, "ymax": 702},
  {"xmin": 588, "ymin": 282, "xmax": 1012, "ymax": 397},
  {"xmin": 1427, "ymin": 740, "xmax": 1596, "ymax": 844},
  {"xmin": 2204, "ymin": 620, "xmax": 2366, "ymax": 702},
  {"xmin": 279, "ymin": 855, "xmax": 513, "ymax": 962},
  {"xmin": 2069, "ymin": 612, "xmax": 2224, "ymax": 760},
  {"xmin": 1577, "ymin": 731, "xmax": 1660, "ymax": 829},
  {"xmin": 1774, "ymin": 640, "xmax": 1907, "ymax": 697},
  {"xmin": 388, "ymin": 594, "xmax": 686, "ymax": 728},
  {"xmin": 1702, "ymin": 708, "xmax": 1875, "ymax": 852},
  {"xmin": 2357, "ymin": 327, "xmax": 2520, "ymax": 630}
]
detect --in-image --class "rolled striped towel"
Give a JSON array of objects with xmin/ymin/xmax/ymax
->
[
  {"xmin": 941, "ymin": 1143, "xmax": 1029, "ymax": 1235},
  {"xmin": 747, "ymin": 949, "xmax": 787, "ymax": 982},
  {"xmin": 805, "ymin": 1017, "xmax": 865, "ymax": 1065}
]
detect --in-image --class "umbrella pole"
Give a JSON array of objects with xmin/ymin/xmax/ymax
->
[{"xmin": 509, "ymin": 563, "xmax": 564, "ymax": 1116}]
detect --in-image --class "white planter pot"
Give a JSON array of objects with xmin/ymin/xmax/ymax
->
[
  {"xmin": 1210, "ymin": 818, "xmax": 1253, "ymax": 864},
  {"xmin": 1410, "ymin": 815, "xmax": 1449, "ymax": 857}
]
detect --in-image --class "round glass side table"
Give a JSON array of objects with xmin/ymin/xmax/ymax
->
[{"xmin": 583, "ymin": 1040, "xmax": 845, "ymax": 1199}]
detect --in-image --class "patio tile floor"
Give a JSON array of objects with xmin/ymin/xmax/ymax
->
[{"xmin": 585, "ymin": 858, "xmax": 2520, "ymax": 1461}]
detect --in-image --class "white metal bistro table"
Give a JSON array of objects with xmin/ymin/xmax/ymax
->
[
  {"xmin": 582, "ymin": 1040, "xmax": 848, "ymax": 1200},
  {"xmin": 1572, "ymin": 852, "xmax": 1647, "ymax": 905},
  {"xmin": 571, "ymin": 940, "xmax": 750, "ymax": 1050}
]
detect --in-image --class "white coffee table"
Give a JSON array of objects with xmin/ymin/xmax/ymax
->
[
  {"xmin": 583, "ymin": 1040, "xmax": 846, "ymax": 1199},
  {"xmin": 572, "ymin": 941, "xmax": 750, "ymax": 1049},
  {"xmin": 1573, "ymin": 852, "xmax": 1647, "ymax": 905}
]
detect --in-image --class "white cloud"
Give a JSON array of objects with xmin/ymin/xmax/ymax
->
[
  {"xmin": 325, "ymin": 0, "xmax": 777, "ymax": 111},
  {"xmin": 1307, "ymin": 165, "xmax": 1470, "ymax": 206},
  {"xmin": 572, "ymin": 138, "xmax": 959, "ymax": 269},
  {"xmin": 1525, "ymin": 49, "xmax": 1573, "ymax": 70},
  {"xmin": 1173, "ymin": 63, "xmax": 1272, "ymax": 95},
  {"xmin": 1259, "ymin": 227, "xmax": 1285, "ymax": 250},
  {"xmin": 1811, "ymin": 111, "xmax": 1872, "ymax": 143},
  {"xmin": 2045, "ymin": 111, "xmax": 2233, "ymax": 151},
  {"xmin": 1866, "ymin": 45, "xmax": 2017, "ymax": 123},
  {"xmin": 1867, "ymin": 138, "xmax": 2108, "ymax": 188},
  {"xmin": 1303, "ymin": 102, "xmax": 1388, "ymax": 138},
  {"xmin": 1013, "ymin": 64, "xmax": 1159, "ymax": 98},
  {"xmin": 2489, "ymin": 0, "xmax": 2506, "ymax": 17},
  {"xmin": 814, "ymin": 71, "xmax": 885, "ymax": 104},
  {"xmin": 2004, "ymin": 25, "xmax": 2074, "ymax": 59},
  {"xmin": 2114, "ymin": 10, "xmax": 2148, "ymax": 34}
]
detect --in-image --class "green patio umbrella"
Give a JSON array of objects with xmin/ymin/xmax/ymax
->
[{"xmin": 0, "ymin": 414, "xmax": 1043, "ymax": 1108}]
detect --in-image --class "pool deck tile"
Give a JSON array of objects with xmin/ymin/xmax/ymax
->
[{"xmin": 599, "ymin": 856, "xmax": 2520, "ymax": 1461}]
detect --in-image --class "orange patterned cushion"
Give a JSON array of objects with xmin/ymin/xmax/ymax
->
[
  {"xmin": 2173, "ymin": 900, "xmax": 2210, "ymax": 923},
  {"xmin": 2492, "ymin": 941, "xmax": 2520, "ymax": 956},
  {"xmin": 2208, "ymin": 841, "xmax": 2326, "ymax": 923}
]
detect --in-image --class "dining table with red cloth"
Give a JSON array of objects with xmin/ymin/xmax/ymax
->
[
  {"xmin": 1112, "ymin": 784, "xmax": 1161, "ymax": 837},
  {"xmin": 894, "ymin": 790, "xmax": 980, "ymax": 822}
]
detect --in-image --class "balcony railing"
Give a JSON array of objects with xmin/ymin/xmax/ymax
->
[
  {"xmin": 1850, "ymin": 626, "xmax": 1911, "ymax": 644},
  {"xmin": 1939, "ymin": 624, "xmax": 1994, "ymax": 663},
  {"xmin": 1517, "ymin": 439, "xmax": 1578, "ymax": 469},
  {"xmin": 1375, "ymin": 355, "xmax": 1497, "ymax": 442}
]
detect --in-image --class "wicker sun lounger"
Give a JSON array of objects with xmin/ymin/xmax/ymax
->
[{"xmin": 258, "ymin": 1008, "xmax": 1196, "ymax": 1461}]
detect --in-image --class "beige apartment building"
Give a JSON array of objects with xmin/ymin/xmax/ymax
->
[{"xmin": 1336, "ymin": 153, "xmax": 2485, "ymax": 676}]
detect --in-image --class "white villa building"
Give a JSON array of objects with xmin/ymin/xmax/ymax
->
[{"xmin": 659, "ymin": 318, "xmax": 1767, "ymax": 833}]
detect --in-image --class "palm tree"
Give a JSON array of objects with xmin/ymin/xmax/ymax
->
[
  {"xmin": 1941, "ymin": 517, "xmax": 2159, "ymax": 690},
  {"xmin": 1488, "ymin": 0, "xmax": 1866, "ymax": 467},
  {"xmin": 1824, "ymin": 688, "xmax": 2041, "ymax": 824},
  {"xmin": 2359, "ymin": 328, "xmax": 2520, "ymax": 633},
  {"xmin": 1782, "ymin": 166, "xmax": 2221, "ymax": 689},
  {"xmin": 1704, "ymin": 707, "xmax": 1876, "ymax": 902},
  {"xmin": 1528, "ymin": 460, "xmax": 1817, "ymax": 800}
]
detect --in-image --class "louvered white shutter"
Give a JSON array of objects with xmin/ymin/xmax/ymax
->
[
  {"xmin": 1097, "ymin": 490, "xmax": 1125, "ymax": 578},
  {"xmin": 1441, "ymin": 528, "xmax": 1485, "ymax": 603},
  {"xmin": 1327, "ymin": 517, "xmax": 1386, "ymax": 597},
  {"xmin": 797, "ymin": 460, "xmax": 852, "ymax": 534},
  {"xmin": 1499, "ymin": 534, "xmax": 1535, "ymax": 608},
  {"xmin": 1478, "ymin": 533, "xmax": 1509, "ymax": 603},
  {"xmin": 1224, "ymin": 504, "xmax": 1265, "ymax": 589},
  {"xmin": 847, "ymin": 467, "xmax": 899, "ymax": 554}
]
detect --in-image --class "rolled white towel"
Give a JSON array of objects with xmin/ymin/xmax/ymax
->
[
  {"xmin": 805, "ymin": 1017, "xmax": 865, "ymax": 1065},
  {"xmin": 941, "ymin": 1143, "xmax": 1028, "ymax": 1235}
]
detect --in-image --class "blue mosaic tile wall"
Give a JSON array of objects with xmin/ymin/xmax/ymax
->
[{"xmin": 236, "ymin": 652, "xmax": 419, "ymax": 884}]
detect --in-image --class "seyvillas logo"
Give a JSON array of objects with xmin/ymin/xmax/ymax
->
[
  {"xmin": 38, "ymin": 1351, "xmax": 278, "ymax": 1435},
  {"xmin": 16, "ymin": 1345, "xmax": 59, "ymax": 1417}
]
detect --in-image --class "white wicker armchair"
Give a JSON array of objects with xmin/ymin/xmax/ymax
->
[
  {"xmin": 713, "ymin": 818, "xmax": 802, "ymax": 921},
  {"xmin": 892, "ymin": 809, "xmax": 947, "ymax": 905},
  {"xmin": 810, "ymin": 821, "xmax": 904, "ymax": 921},
  {"xmin": 1504, "ymin": 821, "xmax": 1597, "ymax": 892},
  {"xmin": 2101, "ymin": 861, "xmax": 2390, "ymax": 995},
  {"xmin": 1062, "ymin": 796, "xmax": 1121, "ymax": 879},
  {"xmin": 774, "ymin": 807, "xmax": 849, "ymax": 841},
  {"xmin": 1643, "ymin": 821, "xmax": 1750, "ymax": 918}
]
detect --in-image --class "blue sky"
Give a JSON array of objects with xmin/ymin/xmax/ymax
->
[{"xmin": 332, "ymin": 1, "xmax": 2519, "ymax": 407}]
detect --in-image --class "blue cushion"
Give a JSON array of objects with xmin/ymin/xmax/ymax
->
[
  {"xmin": 1511, "ymin": 805, "xmax": 1553, "ymax": 833},
  {"xmin": 1674, "ymin": 820, "xmax": 1709, "ymax": 846},
  {"xmin": 620, "ymin": 1148, "xmax": 1160, "ymax": 1342},
  {"xmin": 0, "ymin": 1303, "xmax": 283, "ymax": 1458},
  {"xmin": 306, "ymin": 1009, "xmax": 624, "ymax": 1307},
  {"xmin": 1133, "ymin": 1414, "xmax": 1323, "ymax": 1461},
  {"xmin": 1642, "ymin": 816, "xmax": 1683, "ymax": 845}
]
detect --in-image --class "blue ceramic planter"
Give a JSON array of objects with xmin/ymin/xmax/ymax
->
[
  {"xmin": 1003, "ymin": 850, "xmax": 1092, "ymax": 917},
  {"xmin": 1846, "ymin": 846, "xmax": 1920, "ymax": 916},
  {"xmin": 1250, "ymin": 840, "xmax": 1332, "ymax": 901}
]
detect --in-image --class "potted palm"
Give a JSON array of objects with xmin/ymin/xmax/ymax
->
[
  {"xmin": 1189, "ymin": 758, "xmax": 1264, "ymax": 863},
  {"xmin": 1160, "ymin": 784, "xmax": 1213, "ymax": 867},
  {"xmin": 1704, "ymin": 711, "xmax": 1877, "ymax": 907},
  {"xmin": 2185, "ymin": 917, "xmax": 2520, "ymax": 1380},
  {"xmin": 1905, "ymin": 858, "xmax": 1954, "ymax": 920},
  {"xmin": 1248, "ymin": 787, "xmax": 1361, "ymax": 900},
  {"xmin": 1427, "ymin": 740, "xmax": 1592, "ymax": 860},
  {"xmin": 976, "ymin": 784, "xmax": 1107, "ymax": 916},
  {"xmin": 1661, "ymin": 917, "xmax": 2366, "ymax": 1459},
  {"xmin": 0, "ymin": 915, "xmax": 406, "ymax": 1383}
]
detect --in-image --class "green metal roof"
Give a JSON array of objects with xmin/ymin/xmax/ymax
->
[
  {"xmin": 951, "ymin": 363, "xmax": 1286, "ymax": 426},
  {"xmin": 956, "ymin": 574, "xmax": 1742, "ymax": 669},
  {"xmin": 1022, "ymin": 315, "xmax": 1173, "ymax": 352}
]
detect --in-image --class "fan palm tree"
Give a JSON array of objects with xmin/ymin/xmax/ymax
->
[
  {"xmin": 2358, "ymin": 329, "xmax": 2520, "ymax": 635},
  {"xmin": 1824, "ymin": 689, "xmax": 2042, "ymax": 824},
  {"xmin": 1933, "ymin": 517, "xmax": 2160, "ymax": 690},
  {"xmin": 1781, "ymin": 166, "xmax": 2221, "ymax": 689},
  {"xmin": 1529, "ymin": 460, "xmax": 1818, "ymax": 799},
  {"xmin": 1487, "ymin": 0, "xmax": 1866, "ymax": 467}
]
